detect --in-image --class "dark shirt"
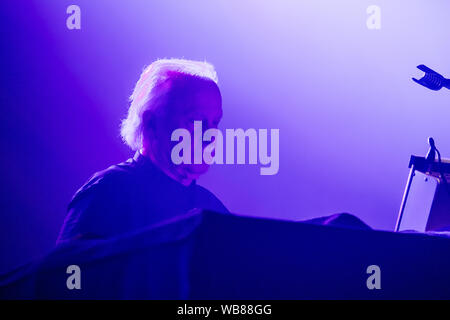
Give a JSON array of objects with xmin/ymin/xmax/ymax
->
[{"xmin": 57, "ymin": 152, "xmax": 229, "ymax": 243}]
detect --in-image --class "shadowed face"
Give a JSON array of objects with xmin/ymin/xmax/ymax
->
[{"xmin": 143, "ymin": 75, "xmax": 222, "ymax": 186}]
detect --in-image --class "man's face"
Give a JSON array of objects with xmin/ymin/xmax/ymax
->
[{"xmin": 152, "ymin": 76, "xmax": 223, "ymax": 184}]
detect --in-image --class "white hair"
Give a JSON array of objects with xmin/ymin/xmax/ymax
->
[{"xmin": 120, "ymin": 58, "xmax": 219, "ymax": 151}]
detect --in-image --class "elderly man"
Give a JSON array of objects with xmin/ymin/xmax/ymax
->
[{"xmin": 57, "ymin": 59, "xmax": 228, "ymax": 243}]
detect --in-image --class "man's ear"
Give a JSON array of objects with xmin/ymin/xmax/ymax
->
[
  {"xmin": 143, "ymin": 110, "xmax": 155, "ymax": 127},
  {"xmin": 142, "ymin": 110, "xmax": 156, "ymax": 137}
]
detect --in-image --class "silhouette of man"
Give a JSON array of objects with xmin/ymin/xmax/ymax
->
[{"xmin": 57, "ymin": 59, "xmax": 228, "ymax": 243}]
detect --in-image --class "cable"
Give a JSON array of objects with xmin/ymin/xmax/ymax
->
[{"xmin": 433, "ymin": 145, "xmax": 450, "ymax": 197}]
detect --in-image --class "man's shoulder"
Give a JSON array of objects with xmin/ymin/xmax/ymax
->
[
  {"xmin": 70, "ymin": 157, "xmax": 137, "ymax": 206},
  {"xmin": 59, "ymin": 158, "xmax": 138, "ymax": 242}
]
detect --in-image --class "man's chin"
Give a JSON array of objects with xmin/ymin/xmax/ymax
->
[{"xmin": 184, "ymin": 165, "xmax": 209, "ymax": 178}]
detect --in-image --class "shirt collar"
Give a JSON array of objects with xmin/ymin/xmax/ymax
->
[{"xmin": 132, "ymin": 151, "xmax": 196, "ymax": 188}]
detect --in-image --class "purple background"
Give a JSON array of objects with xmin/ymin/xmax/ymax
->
[{"xmin": 1, "ymin": 0, "xmax": 449, "ymax": 273}]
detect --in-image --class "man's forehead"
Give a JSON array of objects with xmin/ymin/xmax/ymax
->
[{"xmin": 170, "ymin": 78, "xmax": 221, "ymax": 113}]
